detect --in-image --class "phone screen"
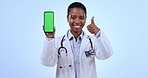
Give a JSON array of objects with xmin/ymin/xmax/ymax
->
[{"xmin": 44, "ymin": 11, "xmax": 54, "ymax": 32}]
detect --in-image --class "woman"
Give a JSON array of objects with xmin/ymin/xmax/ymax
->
[{"xmin": 41, "ymin": 2, "xmax": 113, "ymax": 78}]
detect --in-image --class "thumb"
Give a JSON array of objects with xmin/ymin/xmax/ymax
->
[{"xmin": 91, "ymin": 16, "xmax": 95, "ymax": 24}]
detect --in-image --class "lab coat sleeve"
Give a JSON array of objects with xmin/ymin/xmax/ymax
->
[
  {"xmin": 41, "ymin": 38, "xmax": 58, "ymax": 67},
  {"xmin": 94, "ymin": 30, "xmax": 113, "ymax": 60}
]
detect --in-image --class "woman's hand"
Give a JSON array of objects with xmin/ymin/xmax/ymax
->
[
  {"xmin": 87, "ymin": 17, "xmax": 100, "ymax": 35},
  {"xmin": 43, "ymin": 26, "xmax": 55, "ymax": 38}
]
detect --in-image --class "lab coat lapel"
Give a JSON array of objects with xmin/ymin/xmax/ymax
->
[
  {"xmin": 64, "ymin": 34, "xmax": 74, "ymax": 65},
  {"xmin": 80, "ymin": 33, "xmax": 89, "ymax": 55}
]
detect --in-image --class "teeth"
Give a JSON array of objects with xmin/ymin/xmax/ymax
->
[{"xmin": 74, "ymin": 26, "xmax": 80, "ymax": 28}]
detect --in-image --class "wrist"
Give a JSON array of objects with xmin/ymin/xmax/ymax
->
[
  {"xmin": 46, "ymin": 35, "xmax": 55, "ymax": 38},
  {"xmin": 94, "ymin": 28, "xmax": 100, "ymax": 35},
  {"xmin": 45, "ymin": 33, "xmax": 55, "ymax": 38}
]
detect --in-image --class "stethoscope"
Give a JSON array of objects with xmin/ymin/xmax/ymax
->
[
  {"xmin": 58, "ymin": 34, "xmax": 94, "ymax": 69},
  {"xmin": 58, "ymin": 35, "xmax": 70, "ymax": 69}
]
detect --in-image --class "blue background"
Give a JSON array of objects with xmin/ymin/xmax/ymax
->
[{"xmin": 0, "ymin": 0, "xmax": 148, "ymax": 78}]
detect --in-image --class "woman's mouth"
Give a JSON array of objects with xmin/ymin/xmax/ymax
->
[{"xmin": 74, "ymin": 26, "xmax": 80, "ymax": 28}]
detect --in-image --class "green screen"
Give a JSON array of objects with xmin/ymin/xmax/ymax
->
[{"xmin": 44, "ymin": 11, "xmax": 54, "ymax": 32}]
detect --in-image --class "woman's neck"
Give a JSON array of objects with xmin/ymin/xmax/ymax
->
[{"xmin": 70, "ymin": 30, "xmax": 82, "ymax": 39}]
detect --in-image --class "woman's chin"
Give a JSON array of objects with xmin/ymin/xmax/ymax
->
[{"xmin": 73, "ymin": 29, "xmax": 82, "ymax": 33}]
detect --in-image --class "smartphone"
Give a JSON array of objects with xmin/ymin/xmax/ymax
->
[{"xmin": 44, "ymin": 11, "xmax": 54, "ymax": 33}]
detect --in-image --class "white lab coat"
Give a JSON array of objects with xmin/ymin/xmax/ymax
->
[{"xmin": 41, "ymin": 30, "xmax": 113, "ymax": 78}]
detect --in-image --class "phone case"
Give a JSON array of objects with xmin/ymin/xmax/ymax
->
[{"xmin": 44, "ymin": 11, "xmax": 54, "ymax": 32}]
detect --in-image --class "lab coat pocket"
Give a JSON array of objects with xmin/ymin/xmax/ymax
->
[
  {"xmin": 84, "ymin": 50, "xmax": 95, "ymax": 58},
  {"xmin": 82, "ymin": 51, "xmax": 95, "ymax": 68}
]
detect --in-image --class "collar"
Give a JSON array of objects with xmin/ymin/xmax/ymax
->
[{"xmin": 67, "ymin": 30, "xmax": 84, "ymax": 41}]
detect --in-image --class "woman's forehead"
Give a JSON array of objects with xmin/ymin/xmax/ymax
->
[{"xmin": 69, "ymin": 8, "xmax": 85, "ymax": 15}]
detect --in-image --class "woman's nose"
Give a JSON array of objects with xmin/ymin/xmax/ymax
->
[{"xmin": 75, "ymin": 18, "xmax": 80, "ymax": 24}]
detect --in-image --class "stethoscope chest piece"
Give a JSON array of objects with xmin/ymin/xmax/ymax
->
[{"xmin": 58, "ymin": 46, "xmax": 67, "ymax": 56}]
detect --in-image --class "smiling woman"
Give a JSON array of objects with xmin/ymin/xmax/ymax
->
[
  {"xmin": 41, "ymin": 2, "xmax": 113, "ymax": 78},
  {"xmin": 1, "ymin": 0, "xmax": 147, "ymax": 78}
]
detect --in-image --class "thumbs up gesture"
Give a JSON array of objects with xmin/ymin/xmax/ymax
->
[{"xmin": 87, "ymin": 17, "xmax": 100, "ymax": 34}]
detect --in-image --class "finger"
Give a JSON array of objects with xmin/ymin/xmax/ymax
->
[
  {"xmin": 54, "ymin": 27, "xmax": 56, "ymax": 32},
  {"xmin": 45, "ymin": 32, "xmax": 51, "ymax": 35},
  {"xmin": 91, "ymin": 16, "xmax": 95, "ymax": 24},
  {"xmin": 45, "ymin": 32, "xmax": 54, "ymax": 35},
  {"xmin": 87, "ymin": 24, "xmax": 91, "ymax": 28},
  {"xmin": 43, "ymin": 25, "xmax": 44, "ymax": 30},
  {"xmin": 88, "ymin": 27, "xmax": 93, "ymax": 31},
  {"xmin": 89, "ymin": 28, "xmax": 95, "ymax": 32},
  {"xmin": 45, "ymin": 32, "xmax": 54, "ymax": 37},
  {"xmin": 87, "ymin": 25, "xmax": 92, "ymax": 31},
  {"xmin": 89, "ymin": 29, "xmax": 95, "ymax": 34},
  {"xmin": 43, "ymin": 25, "xmax": 55, "ymax": 32},
  {"xmin": 88, "ymin": 29, "xmax": 95, "ymax": 34},
  {"xmin": 87, "ymin": 26, "xmax": 95, "ymax": 33},
  {"xmin": 89, "ymin": 26, "xmax": 96, "ymax": 31},
  {"xmin": 87, "ymin": 24, "xmax": 93, "ymax": 29}
]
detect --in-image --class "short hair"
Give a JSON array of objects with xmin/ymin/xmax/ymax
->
[{"xmin": 67, "ymin": 2, "xmax": 87, "ymax": 17}]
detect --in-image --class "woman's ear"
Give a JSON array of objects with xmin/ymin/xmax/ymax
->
[{"xmin": 67, "ymin": 15, "xmax": 69, "ymax": 22}]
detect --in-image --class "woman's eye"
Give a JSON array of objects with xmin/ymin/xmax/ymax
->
[
  {"xmin": 71, "ymin": 16, "xmax": 76, "ymax": 19},
  {"xmin": 80, "ymin": 17, "xmax": 84, "ymax": 19},
  {"xmin": 79, "ymin": 16, "xmax": 85, "ymax": 19},
  {"xmin": 70, "ymin": 15, "xmax": 85, "ymax": 20}
]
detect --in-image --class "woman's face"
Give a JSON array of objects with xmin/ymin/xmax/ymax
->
[{"xmin": 67, "ymin": 8, "xmax": 86, "ymax": 34}]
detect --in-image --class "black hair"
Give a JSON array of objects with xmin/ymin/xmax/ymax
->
[{"xmin": 67, "ymin": 2, "xmax": 87, "ymax": 17}]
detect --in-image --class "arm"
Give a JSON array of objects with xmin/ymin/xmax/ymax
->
[
  {"xmin": 41, "ymin": 38, "xmax": 58, "ymax": 67},
  {"xmin": 41, "ymin": 26, "xmax": 58, "ymax": 67},
  {"xmin": 87, "ymin": 17, "xmax": 113, "ymax": 60},
  {"xmin": 94, "ymin": 30, "xmax": 113, "ymax": 60}
]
